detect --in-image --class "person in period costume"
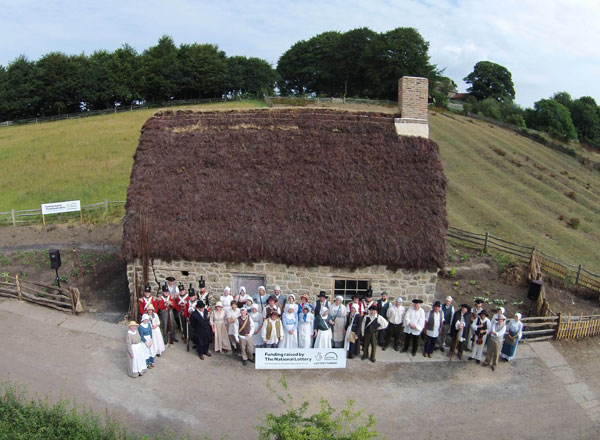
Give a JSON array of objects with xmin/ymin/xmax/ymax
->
[
  {"xmin": 362, "ymin": 289, "xmax": 375, "ymax": 317},
  {"xmin": 501, "ymin": 313, "xmax": 523, "ymax": 362},
  {"xmin": 227, "ymin": 301, "xmax": 241, "ymax": 351},
  {"xmin": 273, "ymin": 285, "xmax": 286, "ymax": 309},
  {"xmin": 220, "ymin": 287, "xmax": 234, "ymax": 312},
  {"xmin": 138, "ymin": 314, "xmax": 154, "ymax": 369},
  {"xmin": 298, "ymin": 304, "xmax": 315, "ymax": 348},
  {"xmin": 237, "ymin": 286, "xmax": 251, "ymax": 308},
  {"xmin": 173, "ymin": 284, "xmax": 189, "ymax": 337},
  {"xmin": 198, "ymin": 287, "xmax": 210, "ymax": 309},
  {"xmin": 402, "ymin": 299, "xmax": 426, "ymax": 356},
  {"xmin": 234, "ymin": 308, "xmax": 256, "ymax": 365},
  {"xmin": 264, "ymin": 295, "xmax": 282, "ymax": 319},
  {"xmin": 386, "ymin": 297, "xmax": 405, "ymax": 351},
  {"xmin": 261, "ymin": 310, "xmax": 284, "ymax": 348},
  {"xmin": 345, "ymin": 303, "xmax": 362, "ymax": 358},
  {"xmin": 158, "ymin": 284, "xmax": 177, "ymax": 344},
  {"xmin": 253, "ymin": 286, "xmax": 269, "ymax": 314},
  {"xmin": 286, "ymin": 294, "xmax": 298, "ymax": 314},
  {"xmin": 376, "ymin": 291, "xmax": 391, "ymax": 349},
  {"xmin": 243, "ymin": 297, "xmax": 254, "ymax": 313},
  {"xmin": 190, "ymin": 300, "xmax": 213, "ymax": 360},
  {"xmin": 469, "ymin": 310, "xmax": 490, "ymax": 363},
  {"xmin": 314, "ymin": 307, "xmax": 333, "ymax": 349},
  {"xmin": 490, "ymin": 307, "xmax": 506, "ymax": 329},
  {"xmin": 126, "ymin": 321, "xmax": 147, "ymax": 377},
  {"xmin": 360, "ymin": 305, "xmax": 388, "ymax": 362},
  {"xmin": 468, "ymin": 299, "xmax": 485, "ymax": 350},
  {"xmin": 210, "ymin": 302, "xmax": 231, "ymax": 353},
  {"xmin": 146, "ymin": 305, "xmax": 165, "ymax": 357},
  {"xmin": 281, "ymin": 305, "xmax": 299, "ymax": 348},
  {"xmin": 349, "ymin": 293, "xmax": 365, "ymax": 317},
  {"xmin": 313, "ymin": 291, "xmax": 330, "ymax": 316},
  {"xmin": 166, "ymin": 276, "xmax": 179, "ymax": 296},
  {"xmin": 297, "ymin": 294, "xmax": 313, "ymax": 317},
  {"xmin": 138, "ymin": 284, "xmax": 158, "ymax": 317},
  {"xmin": 437, "ymin": 296, "xmax": 455, "ymax": 352},
  {"xmin": 449, "ymin": 304, "xmax": 471, "ymax": 360},
  {"xmin": 182, "ymin": 288, "xmax": 197, "ymax": 342},
  {"xmin": 423, "ymin": 301, "xmax": 444, "ymax": 358},
  {"xmin": 330, "ymin": 296, "xmax": 347, "ymax": 348},
  {"xmin": 249, "ymin": 303, "xmax": 264, "ymax": 349},
  {"xmin": 483, "ymin": 314, "xmax": 506, "ymax": 371}
]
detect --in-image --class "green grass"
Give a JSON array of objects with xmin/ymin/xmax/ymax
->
[{"xmin": 1, "ymin": 99, "xmax": 599, "ymax": 271}]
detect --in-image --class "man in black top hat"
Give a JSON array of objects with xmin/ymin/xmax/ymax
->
[
  {"xmin": 468, "ymin": 299, "xmax": 485, "ymax": 350},
  {"xmin": 313, "ymin": 291, "xmax": 330, "ymax": 316},
  {"xmin": 190, "ymin": 300, "xmax": 212, "ymax": 360},
  {"xmin": 449, "ymin": 304, "xmax": 472, "ymax": 360},
  {"xmin": 376, "ymin": 291, "xmax": 391, "ymax": 349}
]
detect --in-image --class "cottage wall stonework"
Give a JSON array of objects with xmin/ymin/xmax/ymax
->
[
  {"xmin": 127, "ymin": 259, "xmax": 437, "ymax": 306},
  {"xmin": 395, "ymin": 76, "xmax": 429, "ymax": 139}
]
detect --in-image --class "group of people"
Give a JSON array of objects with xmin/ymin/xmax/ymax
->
[{"xmin": 126, "ymin": 278, "xmax": 525, "ymax": 376}]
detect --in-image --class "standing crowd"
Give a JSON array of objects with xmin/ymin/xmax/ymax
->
[{"xmin": 126, "ymin": 279, "xmax": 524, "ymax": 376}]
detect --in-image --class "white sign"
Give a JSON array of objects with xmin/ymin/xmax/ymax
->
[
  {"xmin": 255, "ymin": 348, "xmax": 346, "ymax": 370},
  {"xmin": 41, "ymin": 200, "xmax": 81, "ymax": 215}
]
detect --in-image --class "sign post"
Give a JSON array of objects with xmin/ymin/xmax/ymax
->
[{"xmin": 41, "ymin": 200, "xmax": 81, "ymax": 225}]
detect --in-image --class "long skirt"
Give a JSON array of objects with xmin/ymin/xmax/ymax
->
[
  {"xmin": 332, "ymin": 316, "xmax": 346, "ymax": 346},
  {"xmin": 213, "ymin": 319, "xmax": 231, "ymax": 352},
  {"xmin": 501, "ymin": 332, "xmax": 520, "ymax": 361},
  {"xmin": 128, "ymin": 343, "xmax": 148, "ymax": 376},
  {"xmin": 298, "ymin": 323, "xmax": 313, "ymax": 348},
  {"xmin": 314, "ymin": 329, "xmax": 332, "ymax": 349},
  {"xmin": 151, "ymin": 327, "xmax": 165, "ymax": 356},
  {"xmin": 280, "ymin": 329, "xmax": 298, "ymax": 348}
]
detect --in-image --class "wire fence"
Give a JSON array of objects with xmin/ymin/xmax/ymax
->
[{"xmin": 264, "ymin": 96, "xmax": 397, "ymax": 108}]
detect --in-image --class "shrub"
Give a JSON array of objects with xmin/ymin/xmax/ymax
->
[
  {"xmin": 567, "ymin": 218, "xmax": 580, "ymax": 229},
  {"xmin": 565, "ymin": 190, "xmax": 575, "ymax": 199},
  {"xmin": 492, "ymin": 253, "xmax": 514, "ymax": 272},
  {"xmin": 257, "ymin": 375, "xmax": 377, "ymax": 440}
]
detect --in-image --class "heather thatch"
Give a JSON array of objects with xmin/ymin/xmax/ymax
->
[{"xmin": 122, "ymin": 108, "xmax": 447, "ymax": 270}]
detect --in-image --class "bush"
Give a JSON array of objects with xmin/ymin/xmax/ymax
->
[
  {"xmin": 567, "ymin": 218, "xmax": 580, "ymax": 229},
  {"xmin": 257, "ymin": 375, "xmax": 378, "ymax": 440}
]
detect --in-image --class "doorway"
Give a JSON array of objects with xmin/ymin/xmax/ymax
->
[{"xmin": 232, "ymin": 274, "xmax": 266, "ymax": 301}]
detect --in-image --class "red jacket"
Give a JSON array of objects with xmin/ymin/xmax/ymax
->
[{"xmin": 138, "ymin": 296, "xmax": 158, "ymax": 316}]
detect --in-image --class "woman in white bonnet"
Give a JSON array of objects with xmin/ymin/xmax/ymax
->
[
  {"xmin": 220, "ymin": 286, "xmax": 234, "ymax": 312},
  {"xmin": 313, "ymin": 307, "xmax": 333, "ymax": 349},
  {"xmin": 330, "ymin": 295, "xmax": 347, "ymax": 348},
  {"xmin": 126, "ymin": 321, "xmax": 147, "ymax": 377},
  {"xmin": 249, "ymin": 303, "xmax": 264, "ymax": 349},
  {"xmin": 500, "ymin": 312, "xmax": 523, "ymax": 361},
  {"xmin": 298, "ymin": 303, "xmax": 314, "ymax": 348},
  {"xmin": 281, "ymin": 305, "xmax": 299, "ymax": 348}
]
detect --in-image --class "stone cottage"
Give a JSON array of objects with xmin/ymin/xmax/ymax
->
[{"xmin": 122, "ymin": 77, "xmax": 447, "ymax": 305}]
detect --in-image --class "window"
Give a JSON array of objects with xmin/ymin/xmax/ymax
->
[{"xmin": 333, "ymin": 279, "xmax": 370, "ymax": 304}]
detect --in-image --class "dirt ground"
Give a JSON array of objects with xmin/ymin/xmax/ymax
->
[{"xmin": 1, "ymin": 224, "xmax": 600, "ymax": 438}]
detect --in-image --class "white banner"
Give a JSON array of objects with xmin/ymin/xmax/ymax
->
[
  {"xmin": 41, "ymin": 200, "xmax": 81, "ymax": 215},
  {"xmin": 255, "ymin": 348, "xmax": 346, "ymax": 369}
]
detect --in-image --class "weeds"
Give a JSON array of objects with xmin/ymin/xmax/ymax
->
[
  {"xmin": 492, "ymin": 253, "xmax": 515, "ymax": 272},
  {"xmin": 567, "ymin": 218, "xmax": 581, "ymax": 229}
]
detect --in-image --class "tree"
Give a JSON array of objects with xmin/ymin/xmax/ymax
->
[
  {"xmin": 36, "ymin": 52, "xmax": 86, "ymax": 115},
  {"xmin": 177, "ymin": 43, "xmax": 227, "ymax": 99},
  {"xmin": 551, "ymin": 91, "xmax": 572, "ymax": 110},
  {"xmin": 570, "ymin": 96, "xmax": 600, "ymax": 146},
  {"xmin": 464, "ymin": 61, "xmax": 515, "ymax": 102},
  {"xmin": 525, "ymin": 98, "xmax": 577, "ymax": 141},
  {"xmin": 140, "ymin": 35, "xmax": 179, "ymax": 102},
  {"xmin": 277, "ymin": 39, "xmax": 314, "ymax": 95},
  {"xmin": 335, "ymin": 27, "xmax": 378, "ymax": 97},
  {"xmin": 110, "ymin": 44, "xmax": 142, "ymax": 106},
  {"xmin": 0, "ymin": 56, "xmax": 41, "ymax": 119}
]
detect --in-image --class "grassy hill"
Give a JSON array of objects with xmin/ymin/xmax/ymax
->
[{"xmin": 0, "ymin": 101, "xmax": 598, "ymax": 270}]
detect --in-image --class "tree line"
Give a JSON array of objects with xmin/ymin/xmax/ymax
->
[{"xmin": 0, "ymin": 35, "xmax": 277, "ymax": 121}]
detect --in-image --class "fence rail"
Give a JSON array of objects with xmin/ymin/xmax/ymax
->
[
  {"xmin": 448, "ymin": 226, "xmax": 600, "ymax": 298},
  {"xmin": 265, "ymin": 96, "xmax": 397, "ymax": 108},
  {"xmin": 0, "ymin": 274, "xmax": 82, "ymax": 314},
  {"xmin": 0, "ymin": 200, "xmax": 125, "ymax": 226}
]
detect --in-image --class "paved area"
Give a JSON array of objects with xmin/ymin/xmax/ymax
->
[{"xmin": 1, "ymin": 298, "xmax": 599, "ymax": 439}]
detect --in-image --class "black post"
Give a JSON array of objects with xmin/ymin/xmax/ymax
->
[
  {"xmin": 575, "ymin": 265, "xmax": 582, "ymax": 285},
  {"xmin": 55, "ymin": 268, "xmax": 61, "ymax": 288}
]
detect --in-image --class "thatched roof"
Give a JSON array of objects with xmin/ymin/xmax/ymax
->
[{"xmin": 122, "ymin": 108, "xmax": 447, "ymax": 270}]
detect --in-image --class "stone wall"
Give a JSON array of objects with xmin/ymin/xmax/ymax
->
[
  {"xmin": 127, "ymin": 259, "xmax": 437, "ymax": 306},
  {"xmin": 395, "ymin": 76, "xmax": 429, "ymax": 139}
]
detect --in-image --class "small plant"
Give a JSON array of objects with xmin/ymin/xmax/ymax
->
[
  {"xmin": 492, "ymin": 253, "xmax": 514, "ymax": 272},
  {"xmin": 565, "ymin": 190, "xmax": 575, "ymax": 199},
  {"xmin": 469, "ymin": 280, "xmax": 477, "ymax": 286},
  {"xmin": 0, "ymin": 253, "xmax": 10, "ymax": 266},
  {"xmin": 564, "ymin": 272, "xmax": 576, "ymax": 290},
  {"xmin": 493, "ymin": 298, "xmax": 506, "ymax": 306},
  {"xmin": 459, "ymin": 254, "xmax": 470, "ymax": 262},
  {"xmin": 567, "ymin": 217, "xmax": 580, "ymax": 229},
  {"xmin": 454, "ymin": 281, "xmax": 459, "ymax": 286},
  {"xmin": 558, "ymin": 214, "xmax": 565, "ymax": 221},
  {"xmin": 449, "ymin": 267, "xmax": 457, "ymax": 278},
  {"xmin": 18, "ymin": 270, "xmax": 28, "ymax": 280},
  {"xmin": 511, "ymin": 301, "xmax": 524, "ymax": 306},
  {"xmin": 560, "ymin": 170, "xmax": 569, "ymax": 175}
]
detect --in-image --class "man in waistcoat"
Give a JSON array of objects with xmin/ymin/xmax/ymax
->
[
  {"xmin": 437, "ymin": 296, "xmax": 455, "ymax": 352},
  {"xmin": 449, "ymin": 304, "xmax": 472, "ymax": 360},
  {"xmin": 234, "ymin": 308, "xmax": 255, "ymax": 365},
  {"xmin": 360, "ymin": 305, "xmax": 388, "ymax": 363},
  {"xmin": 313, "ymin": 291, "xmax": 330, "ymax": 316},
  {"xmin": 376, "ymin": 291, "xmax": 391, "ymax": 350}
]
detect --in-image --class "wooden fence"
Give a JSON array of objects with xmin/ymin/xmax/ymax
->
[
  {"xmin": 448, "ymin": 226, "xmax": 600, "ymax": 299},
  {"xmin": 0, "ymin": 274, "xmax": 83, "ymax": 313},
  {"xmin": 0, "ymin": 200, "xmax": 125, "ymax": 226},
  {"xmin": 521, "ymin": 315, "xmax": 558, "ymax": 341},
  {"xmin": 556, "ymin": 313, "xmax": 600, "ymax": 340}
]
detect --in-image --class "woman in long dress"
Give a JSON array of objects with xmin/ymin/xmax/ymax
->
[
  {"xmin": 210, "ymin": 302, "xmax": 231, "ymax": 353},
  {"xmin": 138, "ymin": 314, "xmax": 154, "ymax": 368},
  {"xmin": 126, "ymin": 321, "xmax": 147, "ymax": 377},
  {"xmin": 345, "ymin": 304, "xmax": 362, "ymax": 358},
  {"xmin": 226, "ymin": 301, "xmax": 241, "ymax": 351},
  {"xmin": 146, "ymin": 304, "xmax": 165, "ymax": 357},
  {"xmin": 286, "ymin": 294, "xmax": 298, "ymax": 314},
  {"xmin": 220, "ymin": 287, "xmax": 234, "ymax": 312},
  {"xmin": 253, "ymin": 286, "xmax": 269, "ymax": 314},
  {"xmin": 313, "ymin": 307, "xmax": 333, "ymax": 349},
  {"xmin": 281, "ymin": 306, "xmax": 299, "ymax": 348},
  {"xmin": 249, "ymin": 303, "xmax": 264, "ymax": 349},
  {"xmin": 330, "ymin": 296, "xmax": 347, "ymax": 348},
  {"xmin": 237, "ymin": 286, "xmax": 251, "ymax": 308},
  {"xmin": 501, "ymin": 312, "xmax": 523, "ymax": 361},
  {"xmin": 298, "ymin": 304, "xmax": 314, "ymax": 348}
]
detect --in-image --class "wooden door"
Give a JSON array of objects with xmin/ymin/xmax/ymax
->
[{"xmin": 232, "ymin": 274, "xmax": 266, "ymax": 300}]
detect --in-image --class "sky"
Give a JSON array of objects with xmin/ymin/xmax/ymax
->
[{"xmin": 1, "ymin": 0, "xmax": 599, "ymax": 108}]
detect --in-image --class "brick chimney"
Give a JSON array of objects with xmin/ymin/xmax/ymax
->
[{"xmin": 395, "ymin": 76, "xmax": 429, "ymax": 138}]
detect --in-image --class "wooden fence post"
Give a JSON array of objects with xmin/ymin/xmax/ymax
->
[
  {"xmin": 555, "ymin": 312, "xmax": 562, "ymax": 339},
  {"xmin": 575, "ymin": 265, "xmax": 582, "ymax": 285},
  {"xmin": 15, "ymin": 273, "xmax": 22, "ymax": 301},
  {"xmin": 483, "ymin": 232, "xmax": 489, "ymax": 253},
  {"xmin": 104, "ymin": 199, "xmax": 109, "ymax": 212},
  {"xmin": 11, "ymin": 209, "xmax": 15, "ymax": 226}
]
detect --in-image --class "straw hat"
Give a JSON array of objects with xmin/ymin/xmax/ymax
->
[{"xmin": 127, "ymin": 321, "xmax": 138, "ymax": 327}]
